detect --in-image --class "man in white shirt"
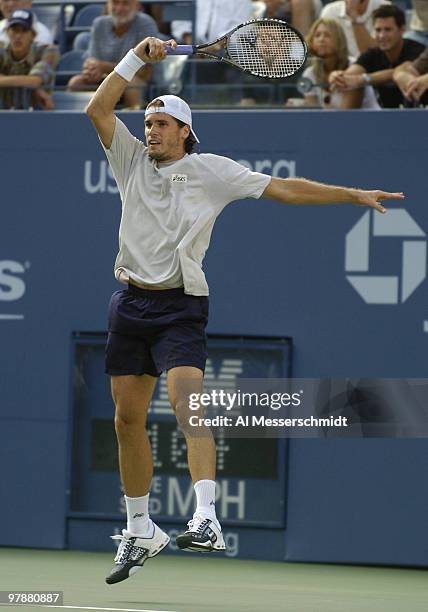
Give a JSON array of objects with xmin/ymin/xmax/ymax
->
[
  {"xmin": 172, "ymin": 0, "xmax": 253, "ymax": 45},
  {"xmin": 85, "ymin": 35, "xmax": 404, "ymax": 585},
  {"xmin": 321, "ymin": 0, "xmax": 390, "ymax": 58},
  {"xmin": 0, "ymin": 0, "xmax": 53, "ymax": 44}
]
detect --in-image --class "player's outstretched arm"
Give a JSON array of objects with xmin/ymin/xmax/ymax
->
[
  {"xmin": 262, "ymin": 177, "xmax": 405, "ymax": 214},
  {"xmin": 85, "ymin": 37, "xmax": 175, "ymax": 148}
]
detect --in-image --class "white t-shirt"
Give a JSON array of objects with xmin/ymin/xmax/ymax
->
[
  {"xmin": 102, "ymin": 117, "xmax": 271, "ymax": 296},
  {"xmin": 0, "ymin": 17, "xmax": 53, "ymax": 45},
  {"xmin": 303, "ymin": 58, "xmax": 380, "ymax": 109},
  {"xmin": 320, "ymin": 0, "xmax": 390, "ymax": 58}
]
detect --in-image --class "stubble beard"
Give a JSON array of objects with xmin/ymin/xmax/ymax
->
[{"xmin": 148, "ymin": 137, "xmax": 182, "ymax": 162}]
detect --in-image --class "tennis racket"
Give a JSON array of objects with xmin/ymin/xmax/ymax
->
[{"xmin": 164, "ymin": 18, "xmax": 307, "ymax": 79}]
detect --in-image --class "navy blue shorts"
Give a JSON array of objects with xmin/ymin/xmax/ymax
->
[{"xmin": 105, "ymin": 284, "xmax": 209, "ymax": 377}]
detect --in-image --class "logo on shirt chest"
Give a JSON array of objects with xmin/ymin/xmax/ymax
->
[{"xmin": 170, "ymin": 174, "xmax": 188, "ymax": 183}]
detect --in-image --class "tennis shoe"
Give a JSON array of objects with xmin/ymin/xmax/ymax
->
[
  {"xmin": 105, "ymin": 520, "xmax": 170, "ymax": 584},
  {"xmin": 176, "ymin": 513, "xmax": 226, "ymax": 553}
]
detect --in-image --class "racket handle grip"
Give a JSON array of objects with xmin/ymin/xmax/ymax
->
[{"xmin": 165, "ymin": 45, "xmax": 194, "ymax": 56}]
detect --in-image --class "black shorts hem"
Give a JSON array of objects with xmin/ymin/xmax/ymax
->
[
  {"xmin": 166, "ymin": 359, "xmax": 206, "ymax": 373},
  {"xmin": 105, "ymin": 368, "xmax": 160, "ymax": 377},
  {"xmin": 105, "ymin": 359, "xmax": 206, "ymax": 377}
]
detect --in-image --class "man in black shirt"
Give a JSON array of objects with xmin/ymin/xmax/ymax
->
[{"xmin": 329, "ymin": 4, "xmax": 426, "ymax": 108}]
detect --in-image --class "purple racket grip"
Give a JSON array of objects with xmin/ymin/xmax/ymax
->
[{"xmin": 165, "ymin": 45, "xmax": 195, "ymax": 55}]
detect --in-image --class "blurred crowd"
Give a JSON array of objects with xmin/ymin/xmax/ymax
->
[{"xmin": 0, "ymin": 0, "xmax": 427, "ymax": 110}]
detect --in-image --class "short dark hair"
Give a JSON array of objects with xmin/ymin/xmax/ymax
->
[
  {"xmin": 174, "ymin": 118, "xmax": 197, "ymax": 154},
  {"xmin": 372, "ymin": 5, "xmax": 405, "ymax": 28}
]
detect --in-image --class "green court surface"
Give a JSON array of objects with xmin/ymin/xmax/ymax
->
[{"xmin": 0, "ymin": 548, "xmax": 427, "ymax": 612}]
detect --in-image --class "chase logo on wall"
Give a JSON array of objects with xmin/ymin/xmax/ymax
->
[{"xmin": 345, "ymin": 209, "xmax": 427, "ymax": 304}]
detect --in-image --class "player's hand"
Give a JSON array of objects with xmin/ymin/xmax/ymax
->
[
  {"xmin": 405, "ymin": 74, "xmax": 428, "ymax": 102},
  {"xmin": 134, "ymin": 37, "xmax": 177, "ymax": 63},
  {"xmin": 353, "ymin": 190, "xmax": 405, "ymax": 214}
]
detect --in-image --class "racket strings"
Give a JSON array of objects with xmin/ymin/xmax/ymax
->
[{"xmin": 227, "ymin": 22, "xmax": 306, "ymax": 78}]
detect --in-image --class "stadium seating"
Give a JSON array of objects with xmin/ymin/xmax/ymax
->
[
  {"xmin": 55, "ymin": 49, "xmax": 85, "ymax": 87},
  {"xmin": 72, "ymin": 30, "xmax": 91, "ymax": 52},
  {"xmin": 52, "ymin": 90, "xmax": 94, "ymax": 110},
  {"xmin": 72, "ymin": 4, "xmax": 103, "ymax": 27}
]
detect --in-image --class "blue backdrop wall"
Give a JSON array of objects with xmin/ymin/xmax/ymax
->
[{"xmin": 0, "ymin": 110, "xmax": 427, "ymax": 565}]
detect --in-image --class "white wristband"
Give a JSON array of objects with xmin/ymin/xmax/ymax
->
[{"xmin": 114, "ymin": 49, "xmax": 145, "ymax": 82}]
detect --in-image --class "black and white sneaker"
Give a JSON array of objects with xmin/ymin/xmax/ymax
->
[
  {"xmin": 176, "ymin": 514, "xmax": 226, "ymax": 553},
  {"xmin": 105, "ymin": 521, "xmax": 170, "ymax": 584}
]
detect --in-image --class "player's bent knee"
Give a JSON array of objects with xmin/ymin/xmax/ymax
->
[
  {"xmin": 114, "ymin": 412, "xmax": 146, "ymax": 437},
  {"xmin": 173, "ymin": 399, "xmax": 196, "ymax": 432}
]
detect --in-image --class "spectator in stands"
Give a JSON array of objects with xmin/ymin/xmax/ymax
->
[
  {"xmin": 0, "ymin": 0, "xmax": 53, "ymax": 44},
  {"xmin": 0, "ymin": 9, "xmax": 58, "ymax": 109},
  {"xmin": 144, "ymin": 3, "xmax": 170, "ymax": 38},
  {"xmin": 171, "ymin": 0, "xmax": 253, "ymax": 45},
  {"xmin": 404, "ymin": 0, "xmax": 428, "ymax": 48},
  {"xmin": 329, "ymin": 5, "xmax": 425, "ymax": 108},
  {"xmin": 300, "ymin": 17, "xmax": 379, "ymax": 108},
  {"xmin": 261, "ymin": 0, "xmax": 291, "ymax": 20},
  {"xmin": 68, "ymin": 0, "xmax": 158, "ymax": 109},
  {"xmin": 394, "ymin": 46, "xmax": 428, "ymax": 104},
  {"xmin": 262, "ymin": 0, "xmax": 322, "ymax": 36},
  {"xmin": 320, "ymin": 0, "xmax": 389, "ymax": 58}
]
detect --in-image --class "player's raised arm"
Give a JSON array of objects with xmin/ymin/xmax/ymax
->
[
  {"xmin": 262, "ymin": 177, "xmax": 405, "ymax": 214},
  {"xmin": 85, "ymin": 37, "xmax": 176, "ymax": 148}
]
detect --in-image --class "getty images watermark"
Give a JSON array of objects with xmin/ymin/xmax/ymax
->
[
  {"xmin": 188, "ymin": 388, "xmax": 348, "ymax": 430},
  {"xmin": 179, "ymin": 379, "xmax": 428, "ymax": 438}
]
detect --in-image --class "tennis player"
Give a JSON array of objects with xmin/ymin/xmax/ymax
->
[{"xmin": 86, "ymin": 36, "xmax": 404, "ymax": 585}]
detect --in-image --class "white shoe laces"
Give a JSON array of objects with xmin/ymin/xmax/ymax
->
[
  {"xmin": 111, "ymin": 534, "xmax": 148, "ymax": 564},
  {"xmin": 187, "ymin": 514, "xmax": 211, "ymax": 534}
]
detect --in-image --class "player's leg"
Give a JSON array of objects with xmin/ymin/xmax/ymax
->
[
  {"xmin": 106, "ymin": 373, "xmax": 170, "ymax": 584},
  {"xmin": 168, "ymin": 365, "xmax": 216, "ymax": 482},
  {"xmin": 167, "ymin": 366, "xmax": 225, "ymax": 553},
  {"xmin": 112, "ymin": 374, "xmax": 156, "ymax": 503}
]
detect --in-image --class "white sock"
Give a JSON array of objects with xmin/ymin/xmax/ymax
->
[
  {"xmin": 125, "ymin": 494, "xmax": 151, "ymax": 537},
  {"xmin": 194, "ymin": 480, "xmax": 218, "ymax": 525}
]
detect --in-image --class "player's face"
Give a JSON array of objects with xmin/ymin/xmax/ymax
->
[
  {"xmin": 7, "ymin": 24, "xmax": 35, "ymax": 57},
  {"xmin": 373, "ymin": 18, "xmax": 404, "ymax": 51},
  {"xmin": 311, "ymin": 24, "xmax": 336, "ymax": 57},
  {"xmin": 144, "ymin": 112, "xmax": 189, "ymax": 163}
]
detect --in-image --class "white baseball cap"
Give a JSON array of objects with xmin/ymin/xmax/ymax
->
[{"xmin": 145, "ymin": 95, "xmax": 200, "ymax": 143}]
